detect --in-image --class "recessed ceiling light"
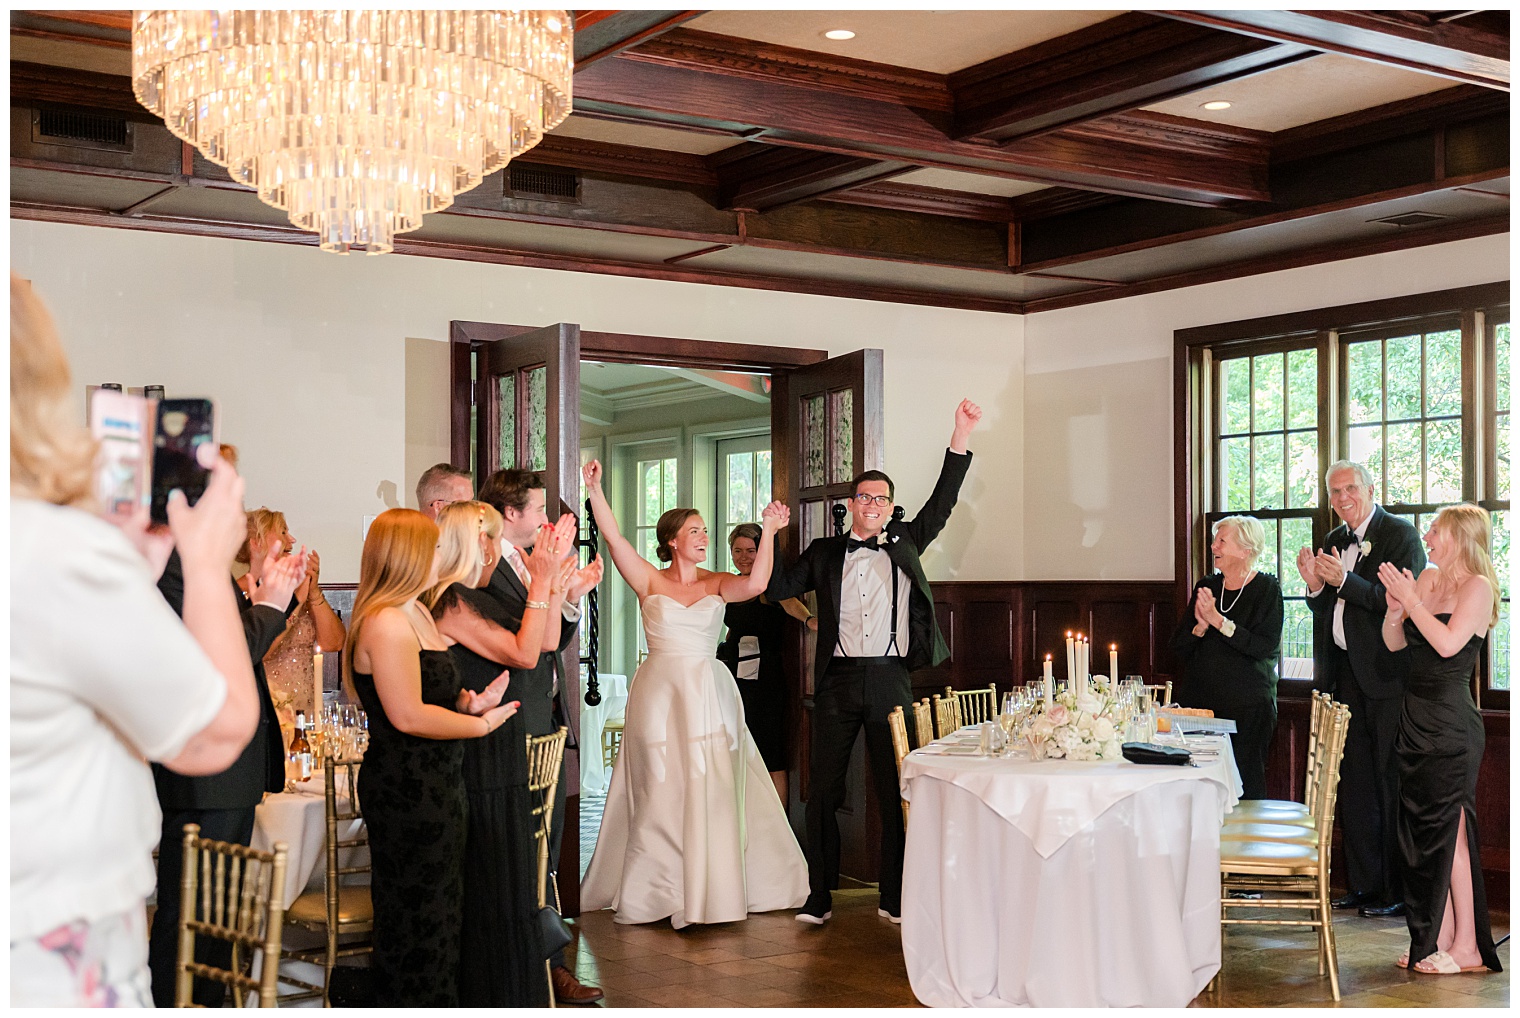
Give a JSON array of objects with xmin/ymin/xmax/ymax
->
[
  {"xmin": 1201, "ymin": 100, "xmax": 1233, "ymax": 111},
  {"xmin": 824, "ymin": 29, "xmax": 856, "ymax": 41}
]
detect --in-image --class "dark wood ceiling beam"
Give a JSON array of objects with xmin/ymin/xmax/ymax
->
[
  {"xmin": 821, "ymin": 181, "xmax": 1016, "ymax": 223},
  {"xmin": 11, "ymin": 60, "xmax": 156, "ymax": 120},
  {"xmin": 949, "ymin": 12, "xmax": 1313, "ymax": 143},
  {"xmin": 574, "ymin": 54, "xmax": 1270, "ymax": 205},
  {"xmin": 572, "ymin": 10, "xmax": 704, "ymax": 68},
  {"xmin": 1155, "ymin": 9, "xmax": 1509, "ymax": 89},
  {"xmin": 710, "ymin": 145, "xmax": 914, "ymax": 211},
  {"xmin": 527, "ymin": 134, "xmax": 717, "ymax": 187},
  {"xmin": 9, "ymin": 199, "xmax": 1027, "ymax": 315},
  {"xmin": 1271, "ymin": 83, "xmax": 1508, "ymax": 163}
]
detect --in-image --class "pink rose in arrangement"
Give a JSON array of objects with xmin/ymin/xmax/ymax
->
[{"xmin": 1046, "ymin": 702, "xmax": 1070, "ymax": 726}]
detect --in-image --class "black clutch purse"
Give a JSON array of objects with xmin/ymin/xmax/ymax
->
[
  {"xmin": 1121, "ymin": 742, "xmax": 1192, "ymax": 766},
  {"xmin": 538, "ymin": 905, "xmax": 573, "ymax": 959}
]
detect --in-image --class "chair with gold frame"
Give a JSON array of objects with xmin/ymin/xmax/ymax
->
[
  {"xmin": 931, "ymin": 693, "xmax": 962, "ymax": 738},
  {"xmin": 887, "ymin": 705, "xmax": 912, "ymax": 827},
  {"xmin": 278, "ymin": 760, "xmax": 373, "ymax": 1005},
  {"xmin": 1143, "ymin": 681, "xmax": 1174, "ymax": 708},
  {"xmin": 601, "ymin": 716, "xmax": 625, "ymax": 771},
  {"xmin": 949, "ymin": 683, "xmax": 999, "ymax": 726},
  {"xmin": 1224, "ymin": 692, "xmax": 1331, "ymax": 831},
  {"xmin": 911, "ymin": 697, "xmax": 935, "ymax": 749},
  {"xmin": 529, "ymin": 727, "xmax": 570, "ymax": 1009},
  {"xmin": 175, "ymin": 824, "xmax": 289, "ymax": 1008},
  {"xmin": 1216, "ymin": 701, "xmax": 1351, "ymax": 1001}
]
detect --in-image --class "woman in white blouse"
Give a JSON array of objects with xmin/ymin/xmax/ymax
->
[{"xmin": 9, "ymin": 274, "xmax": 274, "ymax": 1006}]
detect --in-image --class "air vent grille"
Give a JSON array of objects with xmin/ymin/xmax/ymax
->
[
  {"xmin": 35, "ymin": 109, "xmax": 130, "ymax": 148},
  {"xmin": 1369, "ymin": 211, "xmax": 1448, "ymax": 228},
  {"xmin": 507, "ymin": 163, "xmax": 581, "ymax": 203}
]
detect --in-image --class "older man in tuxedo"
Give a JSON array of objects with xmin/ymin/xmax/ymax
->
[
  {"xmin": 768, "ymin": 399, "xmax": 981, "ymax": 925},
  {"xmin": 1296, "ymin": 459, "xmax": 1425, "ymax": 918},
  {"xmin": 477, "ymin": 467, "xmax": 604, "ymax": 1005}
]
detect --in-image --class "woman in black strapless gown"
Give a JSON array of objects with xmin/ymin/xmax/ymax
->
[
  {"xmin": 425, "ymin": 500, "xmax": 591, "ymax": 1007},
  {"xmin": 1378, "ymin": 504, "xmax": 1503, "ymax": 976},
  {"xmin": 343, "ymin": 509, "xmax": 527, "ymax": 1006}
]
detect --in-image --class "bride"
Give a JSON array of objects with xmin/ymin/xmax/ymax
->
[{"xmin": 579, "ymin": 460, "xmax": 808, "ymax": 928}]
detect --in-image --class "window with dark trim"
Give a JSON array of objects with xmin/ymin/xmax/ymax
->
[{"xmin": 1176, "ymin": 282, "xmax": 1509, "ymax": 710}]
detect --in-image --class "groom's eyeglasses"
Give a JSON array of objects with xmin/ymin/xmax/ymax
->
[{"xmin": 852, "ymin": 494, "xmax": 892, "ymax": 507}]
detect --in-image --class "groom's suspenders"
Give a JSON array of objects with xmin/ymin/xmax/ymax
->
[{"xmin": 833, "ymin": 552, "xmax": 903, "ymax": 659}]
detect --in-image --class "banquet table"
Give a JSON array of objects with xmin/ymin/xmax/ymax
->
[{"xmin": 900, "ymin": 730, "xmax": 1243, "ymax": 1008}]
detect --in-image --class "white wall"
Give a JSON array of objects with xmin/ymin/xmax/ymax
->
[
  {"xmin": 1022, "ymin": 232, "xmax": 1510, "ymax": 580},
  {"xmin": 13, "ymin": 219, "xmax": 1024, "ymax": 583}
]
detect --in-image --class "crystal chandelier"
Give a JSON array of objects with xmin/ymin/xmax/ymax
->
[{"xmin": 132, "ymin": 10, "xmax": 573, "ymax": 254}]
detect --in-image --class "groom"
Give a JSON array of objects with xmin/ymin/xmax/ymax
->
[{"xmin": 768, "ymin": 399, "xmax": 980, "ymax": 924}]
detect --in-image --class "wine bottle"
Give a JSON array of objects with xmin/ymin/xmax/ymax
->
[{"xmin": 290, "ymin": 711, "xmax": 313, "ymax": 782}]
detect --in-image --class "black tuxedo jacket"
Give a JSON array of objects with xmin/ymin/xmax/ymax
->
[
  {"xmin": 767, "ymin": 449, "xmax": 972, "ymax": 687},
  {"xmin": 152, "ymin": 550, "xmax": 292, "ymax": 811},
  {"xmin": 1307, "ymin": 505, "xmax": 1425, "ymax": 699},
  {"xmin": 484, "ymin": 557, "xmax": 578, "ymax": 738}
]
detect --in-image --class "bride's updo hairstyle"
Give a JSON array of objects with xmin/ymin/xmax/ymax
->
[{"xmin": 655, "ymin": 507, "xmax": 702, "ymax": 563}]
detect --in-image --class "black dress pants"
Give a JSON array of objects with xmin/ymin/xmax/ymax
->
[
  {"xmin": 1332, "ymin": 648, "xmax": 1404, "ymax": 904},
  {"xmin": 149, "ymin": 807, "xmax": 258, "ymax": 1007},
  {"xmin": 805, "ymin": 657, "xmax": 914, "ymax": 911}
]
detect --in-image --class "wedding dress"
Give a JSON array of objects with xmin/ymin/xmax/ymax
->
[{"xmin": 581, "ymin": 594, "xmax": 808, "ymax": 928}]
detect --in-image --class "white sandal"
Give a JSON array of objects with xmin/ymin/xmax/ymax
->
[{"xmin": 1413, "ymin": 950, "xmax": 1487, "ymax": 975}]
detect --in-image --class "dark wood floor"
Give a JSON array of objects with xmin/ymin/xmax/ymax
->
[{"xmin": 566, "ymin": 897, "xmax": 1509, "ymax": 1008}]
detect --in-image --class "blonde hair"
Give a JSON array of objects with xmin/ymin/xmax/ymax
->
[
  {"xmin": 1430, "ymin": 504, "xmax": 1502, "ymax": 630},
  {"xmin": 236, "ymin": 507, "xmax": 289, "ymax": 564},
  {"xmin": 1212, "ymin": 514, "xmax": 1268, "ymax": 569},
  {"xmin": 342, "ymin": 509, "xmax": 439, "ymax": 697},
  {"xmin": 425, "ymin": 500, "xmax": 503, "ymax": 609},
  {"xmin": 11, "ymin": 273, "xmax": 97, "ymax": 507}
]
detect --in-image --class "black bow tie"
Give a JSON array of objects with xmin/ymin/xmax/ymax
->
[
  {"xmin": 1333, "ymin": 531, "xmax": 1360, "ymax": 552},
  {"xmin": 847, "ymin": 536, "xmax": 883, "ymax": 552}
]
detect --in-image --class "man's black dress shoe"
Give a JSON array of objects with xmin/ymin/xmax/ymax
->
[
  {"xmin": 1332, "ymin": 891, "xmax": 1377, "ymax": 909},
  {"xmin": 1360, "ymin": 901, "xmax": 1408, "ymax": 918}
]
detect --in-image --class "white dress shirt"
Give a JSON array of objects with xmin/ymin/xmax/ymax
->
[
  {"xmin": 1331, "ymin": 510, "xmax": 1375, "ymax": 651},
  {"xmin": 835, "ymin": 536, "xmax": 912, "ymax": 659}
]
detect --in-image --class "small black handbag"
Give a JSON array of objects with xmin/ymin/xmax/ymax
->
[
  {"xmin": 1121, "ymin": 742, "xmax": 1192, "ymax": 766},
  {"xmin": 538, "ymin": 904, "xmax": 573, "ymax": 959}
]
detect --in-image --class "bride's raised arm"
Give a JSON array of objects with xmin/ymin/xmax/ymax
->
[
  {"xmin": 718, "ymin": 502, "xmax": 789, "ymax": 602},
  {"xmin": 583, "ymin": 459, "xmax": 660, "ymax": 598}
]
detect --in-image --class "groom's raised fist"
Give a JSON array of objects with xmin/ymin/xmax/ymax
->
[{"xmin": 951, "ymin": 399, "xmax": 982, "ymax": 454}]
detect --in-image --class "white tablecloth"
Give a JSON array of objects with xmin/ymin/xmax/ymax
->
[
  {"xmin": 579, "ymin": 672, "xmax": 628, "ymax": 796},
  {"xmin": 901, "ymin": 735, "xmax": 1243, "ymax": 1008}
]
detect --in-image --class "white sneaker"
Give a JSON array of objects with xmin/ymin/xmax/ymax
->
[
  {"xmin": 877, "ymin": 908, "xmax": 902, "ymax": 925},
  {"xmin": 795, "ymin": 909, "xmax": 832, "ymax": 925}
]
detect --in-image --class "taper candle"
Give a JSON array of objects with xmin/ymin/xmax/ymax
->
[
  {"xmin": 1043, "ymin": 654, "xmax": 1054, "ymax": 708},
  {"xmin": 1109, "ymin": 644, "xmax": 1118, "ymax": 687},
  {"xmin": 1065, "ymin": 632, "xmax": 1076, "ymax": 688}
]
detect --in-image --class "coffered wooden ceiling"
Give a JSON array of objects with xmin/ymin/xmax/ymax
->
[{"xmin": 9, "ymin": 9, "xmax": 1510, "ymax": 315}]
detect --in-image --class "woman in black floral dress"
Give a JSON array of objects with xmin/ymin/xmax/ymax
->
[{"xmin": 344, "ymin": 509, "xmax": 533, "ymax": 1006}]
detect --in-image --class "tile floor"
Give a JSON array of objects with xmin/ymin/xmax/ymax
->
[{"xmin": 564, "ymin": 895, "xmax": 1508, "ymax": 1008}]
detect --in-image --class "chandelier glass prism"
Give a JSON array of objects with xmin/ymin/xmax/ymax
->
[{"xmin": 132, "ymin": 10, "xmax": 573, "ymax": 254}]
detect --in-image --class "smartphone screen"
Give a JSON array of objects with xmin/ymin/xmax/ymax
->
[
  {"xmin": 151, "ymin": 398, "xmax": 217, "ymax": 524},
  {"xmin": 89, "ymin": 389, "xmax": 155, "ymax": 521}
]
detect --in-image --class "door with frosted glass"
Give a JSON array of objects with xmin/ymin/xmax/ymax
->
[
  {"xmin": 772, "ymin": 349, "xmax": 884, "ymax": 880},
  {"xmin": 472, "ymin": 322, "xmax": 585, "ymax": 914}
]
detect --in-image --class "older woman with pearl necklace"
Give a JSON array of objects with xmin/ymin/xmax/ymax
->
[{"xmin": 1169, "ymin": 515, "xmax": 1285, "ymax": 799}]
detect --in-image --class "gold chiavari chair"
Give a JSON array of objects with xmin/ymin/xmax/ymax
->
[
  {"xmin": 1216, "ymin": 701, "xmax": 1351, "ymax": 1001},
  {"xmin": 529, "ymin": 727, "xmax": 570, "ymax": 1009},
  {"xmin": 279, "ymin": 760, "xmax": 373, "ymax": 1005},
  {"xmin": 1224, "ymin": 691, "xmax": 1332, "ymax": 831},
  {"xmin": 601, "ymin": 716, "xmax": 625, "ymax": 770},
  {"xmin": 175, "ymin": 824, "xmax": 289, "ymax": 1008},
  {"xmin": 949, "ymin": 683, "xmax": 999, "ymax": 726},
  {"xmin": 1143, "ymin": 681, "xmax": 1173, "ymax": 708},
  {"xmin": 912, "ymin": 698, "xmax": 935, "ymax": 749},
  {"xmin": 887, "ymin": 705, "xmax": 912, "ymax": 827},
  {"xmin": 931, "ymin": 693, "xmax": 962, "ymax": 739}
]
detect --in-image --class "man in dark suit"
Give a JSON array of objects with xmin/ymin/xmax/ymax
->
[
  {"xmin": 477, "ymin": 468, "xmax": 604, "ymax": 1005},
  {"xmin": 147, "ymin": 545, "xmax": 306, "ymax": 1006},
  {"xmin": 1297, "ymin": 459, "xmax": 1425, "ymax": 918},
  {"xmin": 768, "ymin": 399, "xmax": 980, "ymax": 925}
]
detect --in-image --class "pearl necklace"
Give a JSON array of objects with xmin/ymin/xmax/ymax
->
[{"xmin": 1220, "ymin": 571, "xmax": 1255, "ymax": 614}]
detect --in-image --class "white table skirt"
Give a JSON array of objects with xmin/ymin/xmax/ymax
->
[
  {"xmin": 901, "ymin": 735, "xmax": 1243, "ymax": 1008},
  {"xmin": 579, "ymin": 672, "xmax": 628, "ymax": 796}
]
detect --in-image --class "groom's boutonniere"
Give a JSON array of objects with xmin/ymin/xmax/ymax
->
[{"xmin": 1359, "ymin": 539, "xmax": 1373, "ymax": 556}]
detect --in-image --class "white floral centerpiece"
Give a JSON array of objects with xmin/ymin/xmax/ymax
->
[{"xmin": 1027, "ymin": 684, "xmax": 1123, "ymax": 761}]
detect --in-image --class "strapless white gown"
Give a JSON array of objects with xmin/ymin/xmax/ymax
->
[{"xmin": 581, "ymin": 594, "xmax": 808, "ymax": 928}]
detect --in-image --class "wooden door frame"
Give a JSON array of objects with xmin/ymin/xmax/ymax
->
[{"xmin": 449, "ymin": 320, "xmax": 828, "ymax": 910}]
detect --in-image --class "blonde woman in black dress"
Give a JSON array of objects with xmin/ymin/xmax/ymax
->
[{"xmin": 1378, "ymin": 504, "xmax": 1502, "ymax": 976}]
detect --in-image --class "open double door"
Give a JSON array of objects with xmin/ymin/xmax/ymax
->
[{"xmin": 453, "ymin": 320, "xmax": 886, "ymax": 914}]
